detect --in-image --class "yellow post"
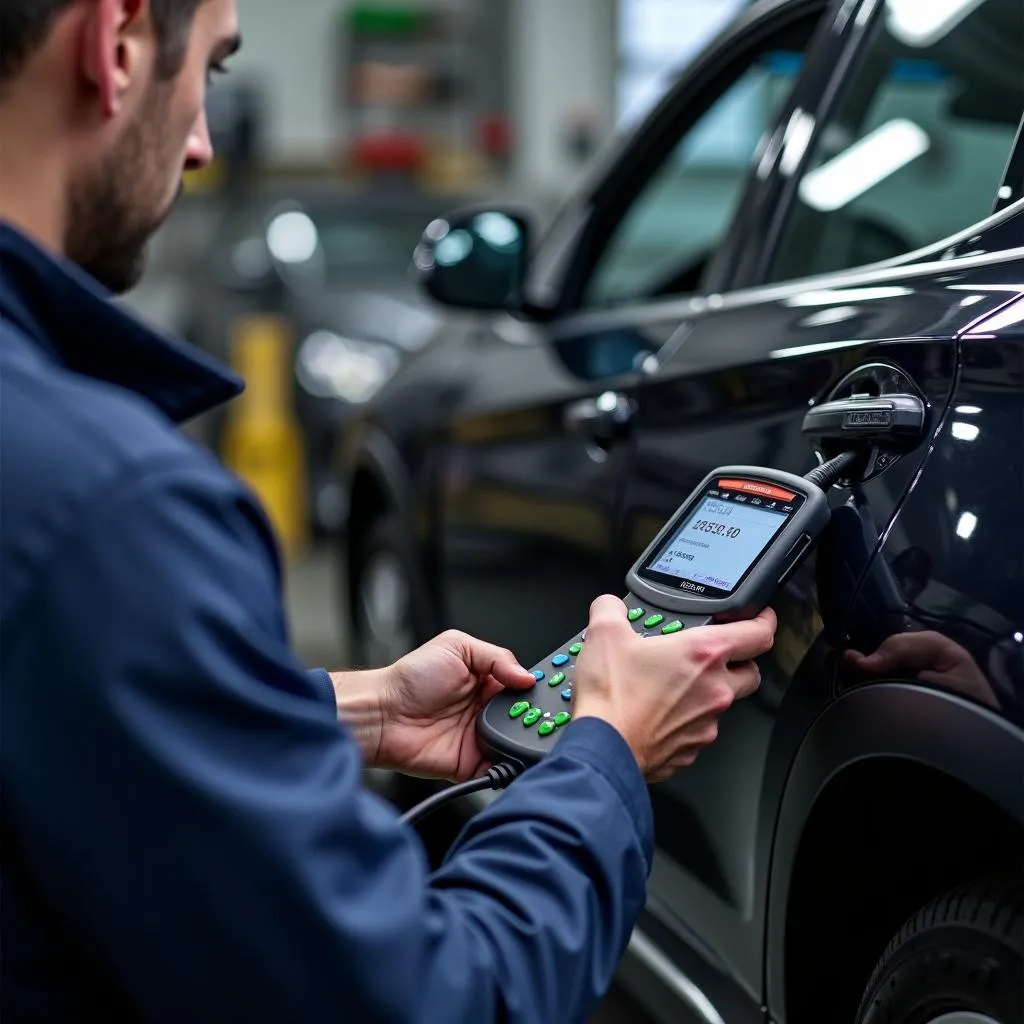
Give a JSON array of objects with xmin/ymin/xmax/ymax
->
[{"xmin": 220, "ymin": 315, "xmax": 308, "ymax": 559}]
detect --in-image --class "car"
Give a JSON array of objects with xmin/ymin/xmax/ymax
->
[
  {"xmin": 179, "ymin": 184, "xmax": 461, "ymax": 533},
  {"xmin": 337, "ymin": 0, "xmax": 1024, "ymax": 1021}
]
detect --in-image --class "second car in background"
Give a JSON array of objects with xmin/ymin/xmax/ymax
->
[{"xmin": 181, "ymin": 185, "xmax": 455, "ymax": 533}]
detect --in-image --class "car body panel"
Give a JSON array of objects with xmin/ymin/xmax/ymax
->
[
  {"xmin": 335, "ymin": 0, "xmax": 1024, "ymax": 1020},
  {"xmin": 615, "ymin": 235, "xmax": 1023, "ymax": 1014}
]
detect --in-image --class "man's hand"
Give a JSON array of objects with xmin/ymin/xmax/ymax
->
[
  {"xmin": 573, "ymin": 596, "xmax": 777, "ymax": 781},
  {"xmin": 845, "ymin": 631, "xmax": 999, "ymax": 709},
  {"xmin": 332, "ymin": 632, "xmax": 535, "ymax": 782}
]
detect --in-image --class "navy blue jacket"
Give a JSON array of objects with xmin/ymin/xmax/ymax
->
[{"xmin": 0, "ymin": 222, "xmax": 654, "ymax": 1023}]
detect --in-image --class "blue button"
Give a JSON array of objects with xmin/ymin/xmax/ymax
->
[
  {"xmin": 552, "ymin": 654, "xmax": 569, "ymax": 666},
  {"xmin": 532, "ymin": 669, "xmax": 545, "ymax": 682},
  {"xmin": 561, "ymin": 688, "xmax": 573, "ymax": 701}
]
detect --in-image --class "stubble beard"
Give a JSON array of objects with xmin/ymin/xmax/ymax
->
[{"xmin": 66, "ymin": 77, "xmax": 182, "ymax": 295}]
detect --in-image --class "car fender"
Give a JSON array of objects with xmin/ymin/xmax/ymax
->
[{"xmin": 765, "ymin": 682, "xmax": 1024, "ymax": 1019}]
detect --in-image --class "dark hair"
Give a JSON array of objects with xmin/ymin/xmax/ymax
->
[{"xmin": 0, "ymin": 0, "xmax": 205, "ymax": 83}]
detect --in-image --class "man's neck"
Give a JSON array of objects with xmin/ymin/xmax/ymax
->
[{"xmin": 0, "ymin": 112, "xmax": 68, "ymax": 256}]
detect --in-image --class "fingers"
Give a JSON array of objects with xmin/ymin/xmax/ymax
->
[
  {"xmin": 845, "ymin": 631, "xmax": 950, "ymax": 674},
  {"xmin": 587, "ymin": 594, "xmax": 633, "ymax": 634},
  {"xmin": 728, "ymin": 660, "xmax": 761, "ymax": 701},
  {"xmin": 686, "ymin": 607, "xmax": 778, "ymax": 664},
  {"xmin": 445, "ymin": 630, "xmax": 536, "ymax": 688}
]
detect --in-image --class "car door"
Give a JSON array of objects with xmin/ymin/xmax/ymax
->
[
  {"xmin": 437, "ymin": 0, "xmax": 828, "ymax": 668},
  {"xmin": 612, "ymin": 1, "xmax": 1024, "ymax": 1021}
]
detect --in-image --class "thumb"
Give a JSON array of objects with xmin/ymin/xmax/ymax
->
[
  {"xmin": 456, "ymin": 635, "xmax": 535, "ymax": 689},
  {"xmin": 587, "ymin": 594, "xmax": 634, "ymax": 635}
]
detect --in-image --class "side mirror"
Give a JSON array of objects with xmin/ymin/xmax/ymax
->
[{"xmin": 413, "ymin": 206, "xmax": 531, "ymax": 311}]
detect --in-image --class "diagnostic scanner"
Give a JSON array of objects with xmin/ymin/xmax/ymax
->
[{"xmin": 477, "ymin": 462, "xmax": 842, "ymax": 766}]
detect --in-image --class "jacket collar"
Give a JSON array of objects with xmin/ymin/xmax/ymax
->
[{"xmin": 0, "ymin": 221, "xmax": 242, "ymax": 423}]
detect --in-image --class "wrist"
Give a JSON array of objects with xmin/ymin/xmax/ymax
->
[
  {"xmin": 573, "ymin": 700, "xmax": 645, "ymax": 770},
  {"xmin": 329, "ymin": 666, "xmax": 395, "ymax": 766}
]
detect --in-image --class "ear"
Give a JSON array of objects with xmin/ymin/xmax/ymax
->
[{"xmin": 80, "ymin": 0, "xmax": 147, "ymax": 118}]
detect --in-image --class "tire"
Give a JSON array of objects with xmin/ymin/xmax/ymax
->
[
  {"xmin": 349, "ymin": 512, "xmax": 433, "ymax": 669},
  {"xmin": 856, "ymin": 877, "xmax": 1024, "ymax": 1024}
]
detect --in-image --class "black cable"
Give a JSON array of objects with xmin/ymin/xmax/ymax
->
[
  {"xmin": 803, "ymin": 449, "xmax": 862, "ymax": 491},
  {"xmin": 400, "ymin": 761, "xmax": 524, "ymax": 826}
]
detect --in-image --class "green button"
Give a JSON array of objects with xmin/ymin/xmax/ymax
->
[
  {"xmin": 661, "ymin": 620, "xmax": 684, "ymax": 634},
  {"xmin": 627, "ymin": 607, "xmax": 645, "ymax": 622},
  {"xmin": 522, "ymin": 707, "xmax": 542, "ymax": 727},
  {"xmin": 568, "ymin": 642, "xmax": 583, "ymax": 656},
  {"xmin": 538, "ymin": 721, "xmax": 556, "ymax": 736},
  {"xmin": 644, "ymin": 613, "xmax": 664, "ymax": 628},
  {"xmin": 549, "ymin": 671, "xmax": 566, "ymax": 687},
  {"xmin": 554, "ymin": 711, "xmax": 572, "ymax": 727},
  {"xmin": 508, "ymin": 700, "xmax": 530, "ymax": 719}
]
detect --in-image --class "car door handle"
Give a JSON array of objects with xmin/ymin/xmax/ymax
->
[{"xmin": 564, "ymin": 391, "xmax": 634, "ymax": 444}]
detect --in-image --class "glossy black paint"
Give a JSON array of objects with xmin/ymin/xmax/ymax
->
[{"xmin": 337, "ymin": 1, "xmax": 1024, "ymax": 1021}]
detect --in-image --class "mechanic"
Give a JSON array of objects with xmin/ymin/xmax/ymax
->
[{"xmin": 0, "ymin": 2, "xmax": 777, "ymax": 1021}]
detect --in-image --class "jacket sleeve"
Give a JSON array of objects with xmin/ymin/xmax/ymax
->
[{"xmin": 7, "ymin": 453, "xmax": 653, "ymax": 1024}]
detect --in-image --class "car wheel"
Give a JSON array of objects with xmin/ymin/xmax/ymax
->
[
  {"xmin": 350, "ymin": 513, "xmax": 431, "ymax": 668},
  {"xmin": 856, "ymin": 878, "xmax": 1023, "ymax": 1024}
]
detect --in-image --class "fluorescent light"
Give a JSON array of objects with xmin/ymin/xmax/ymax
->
[
  {"xmin": 770, "ymin": 338, "xmax": 866, "ymax": 359},
  {"xmin": 956, "ymin": 511, "xmax": 978, "ymax": 539},
  {"xmin": 779, "ymin": 109, "xmax": 816, "ymax": 177},
  {"xmin": 954, "ymin": 405, "xmax": 982, "ymax": 415},
  {"xmin": 799, "ymin": 305, "xmax": 859, "ymax": 327},
  {"xmin": 951, "ymin": 421, "xmax": 979, "ymax": 441},
  {"xmin": 886, "ymin": 0, "xmax": 988, "ymax": 48},
  {"xmin": 799, "ymin": 119, "xmax": 930, "ymax": 212},
  {"xmin": 785, "ymin": 286, "xmax": 912, "ymax": 307},
  {"xmin": 970, "ymin": 297, "xmax": 1024, "ymax": 334}
]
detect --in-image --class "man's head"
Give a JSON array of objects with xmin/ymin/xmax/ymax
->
[{"xmin": 0, "ymin": 0, "xmax": 240, "ymax": 292}]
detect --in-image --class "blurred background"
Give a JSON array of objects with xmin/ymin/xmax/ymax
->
[{"xmin": 125, "ymin": 0, "xmax": 756, "ymax": 656}]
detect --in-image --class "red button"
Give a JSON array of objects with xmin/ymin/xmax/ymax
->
[{"xmin": 717, "ymin": 478, "xmax": 797, "ymax": 502}]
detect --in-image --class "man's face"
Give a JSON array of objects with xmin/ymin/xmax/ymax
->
[{"xmin": 67, "ymin": 0, "xmax": 240, "ymax": 294}]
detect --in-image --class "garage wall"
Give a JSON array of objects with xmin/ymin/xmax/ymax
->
[
  {"xmin": 510, "ymin": 0, "xmax": 618, "ymax": 197},
  {"xmin": 230, "ymin": 0, "xmax": 342, "ymax": 164}
]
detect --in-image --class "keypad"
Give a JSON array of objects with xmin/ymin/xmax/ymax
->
[
  {"xmin": 532, "ymin": 669, "xmax": 545, "ymax": 682},
  {"xmin": 561, "ymin": 688, "xmax": 573, "ymax": 701},
  {"xmin": 549, "ymin": 671, "xmax": 566, "ymax": 687},
  {"xmin": 661, "ymin": 620, "xmax": 683, "ymax": 634},
  {"xmin": 643, "ymin": 613, "xmax": 664, "ymax": 628},
  {"xmin": 538, "ymin": 721, "xmax": 556, "ymax": 737},
  {"xmin": 522, "ymin": 707, "xmax": 542, "ymax": 727},
  {"xmin": 552, "ymin": 654, "xmax": 570, "ymax": 667},
  {"xmin": 627, "ymin": 607, "xmax": 645, "ymax": 622},
  {"xmin": 554, "ymin": 711, "xmax": 571, "ymax": 727},
  {"xmin": 568, "ymin": 642, "xmax": 583, "ymax": 656}
]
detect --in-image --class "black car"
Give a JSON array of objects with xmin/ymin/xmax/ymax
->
[
  {"xmin": 338, "ymin": 0, "xmax": 1024, "ymax": 1021},
  {"xmin": 179, "ymin": 185, "xmax": 460, "ymax": 532}
]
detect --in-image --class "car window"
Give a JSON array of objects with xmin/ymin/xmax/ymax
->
[
  {"xmin": 582, "ymin": 48, "xmax": 807, "ymax": 310},
  {"xmin": 767, "ymin": 0, "xmax": 1024, "ymax": 283}
]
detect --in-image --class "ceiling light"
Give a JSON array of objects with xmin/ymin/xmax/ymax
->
[
  {"xmin": 886, "ymin": 0, "xmax": 988, "ymax": 48},
  {"xmin": 785, "ymin": 286, "xmax": 912, "ymax": 306},
  {"xmin": 266, "ymin": 212, "xmax": 319, "ymax": 265},
  {"xmin": 955, "ymin": 511, "xmax": 977, "ymax": 539},
  {"xmin": 969, "ymin": 297, "xmax": 1024, "ymax": 334},
  {"xmin": 951, "ymin": 421, "xmax": 979, "ymax": 441},
  {"xmin": 799, "ymin": 119, "xmax": 930, "ymax": 212}
]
